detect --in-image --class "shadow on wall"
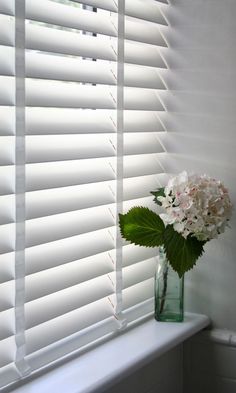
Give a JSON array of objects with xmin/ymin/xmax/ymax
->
[{"xmin": 154, "ymin": 0, "xmax": 236, "ymax": 331}]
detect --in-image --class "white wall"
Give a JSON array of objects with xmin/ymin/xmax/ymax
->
[
  {"xmin": 156, "ymin": 0, "xmax": 236, "ymax": 390},
  {"xmin": 158, "ymin": 0, "xmax": 236, "ymax": 331}
]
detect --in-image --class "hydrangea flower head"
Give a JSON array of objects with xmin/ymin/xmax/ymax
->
[{"xmin": 158, "ymin": 171, "xmax": 233, "ymax": 241}]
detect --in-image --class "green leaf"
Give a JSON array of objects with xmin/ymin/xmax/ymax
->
[
  {"xmin": 150, "ymin": 187, "xmax": 165, "ymax": 206},
  {"xmin": 163, "ymin": 225, "xmax": 205, "ymax": 277},
  {"xmin": 119, "ymin": 207, "xmax": 165, "ymax": 248}
]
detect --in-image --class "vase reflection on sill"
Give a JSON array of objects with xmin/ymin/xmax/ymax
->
[{"xmin": 155, "ymin": 246, "xmax": 184, "ymax": 322}]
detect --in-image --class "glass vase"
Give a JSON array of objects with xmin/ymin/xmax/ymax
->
[{"xmin": 155, "ymin": 246, "xmax": 184, "ymax": 322}]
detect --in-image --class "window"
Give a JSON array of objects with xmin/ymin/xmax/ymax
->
[{"xmin": 0, "ymin": 0, "xmax": 168, "ymax": 389}]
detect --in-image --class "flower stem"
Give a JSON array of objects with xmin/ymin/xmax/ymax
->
[{"xmin": 159, "ymin": 264, "xmax": 168, "ymax": 314}]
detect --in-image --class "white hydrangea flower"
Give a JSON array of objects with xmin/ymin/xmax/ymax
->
[{"xmin": 157, "ymin": 172, "xmax": 233, "ymax": 242}]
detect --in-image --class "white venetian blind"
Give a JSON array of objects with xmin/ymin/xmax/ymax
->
[
  {"xmin": 120, "ymin": 1, "xmax": 168, "ymax": 323},
  {"xmin": 0, "ymin": 0, "xmax": 22, "ymax": 388},
  {"xmin": 0, "ymin": 0, "xmax": 168, "ymax": 388}
]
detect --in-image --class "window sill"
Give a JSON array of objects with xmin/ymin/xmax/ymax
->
[{"xmin": 12, "ymin": 313, "xmax": 209, "ymax": 393}]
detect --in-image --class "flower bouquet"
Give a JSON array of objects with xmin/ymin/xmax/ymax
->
[{"xmin": 119, "ymin": 171, "xmax": 233, "ymax": 321}]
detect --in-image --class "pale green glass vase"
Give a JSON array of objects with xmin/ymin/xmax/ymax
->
[{"xmin": 155, "ymin": 246, "xmax": 184, "ymax": 322}]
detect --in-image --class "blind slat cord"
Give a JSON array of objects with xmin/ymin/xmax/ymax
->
[
  {"xmin": 114, "ymin": 0, "xmax": 126, "ymax": 330},
  {"xmin": 15, "ymin": 0, "xmax": 30, "ymax": 377}
]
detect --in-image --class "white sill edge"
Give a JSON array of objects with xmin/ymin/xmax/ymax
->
[{"xmin": 12, "ymin": 313, "xmax": 210, "ymax": 393}]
